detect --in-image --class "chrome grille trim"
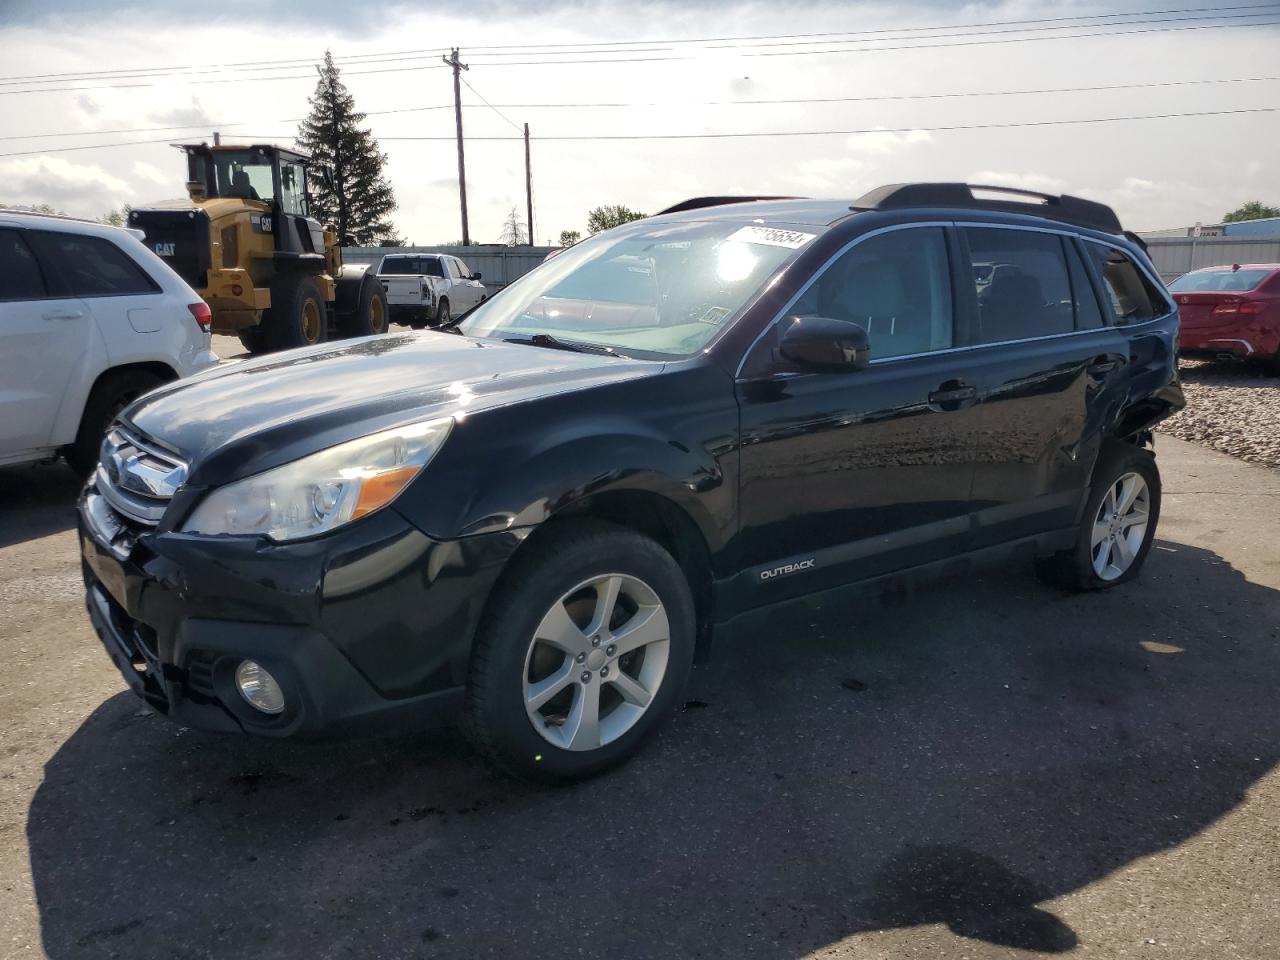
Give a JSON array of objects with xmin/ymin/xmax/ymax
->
[{"xmin": 95, "ymin": 424, "xmax": 189, "ymax": 527}]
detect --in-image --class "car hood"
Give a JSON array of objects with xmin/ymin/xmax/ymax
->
[{"xmin": 123, "ymin": 331, "xmax": 661, "ymax": 486}]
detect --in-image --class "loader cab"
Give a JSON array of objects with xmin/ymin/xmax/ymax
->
[{"xmin": 181, "ymin": 143, "xmax": 328, "ymax": 262}]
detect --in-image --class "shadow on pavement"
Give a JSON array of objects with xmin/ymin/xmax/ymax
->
[
  {"xmin": 28, "ymin": 540, "xmax": 1279, "ymax": 958},
  {"xmin": 0, "ymin": 463, "xmax": 80, "ymax": 548}
]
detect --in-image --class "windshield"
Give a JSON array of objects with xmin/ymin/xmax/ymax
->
[
  {"xmin": 1169, "ymin": 269, "xmax": 1272, "ymax": 292},
  {"xmin": 206, "ymin": 150, "xmax": 275, "ymax": 203},
  {"xmin": 458, "ymin": 219, "xmax": 815, "ymax": 358}
]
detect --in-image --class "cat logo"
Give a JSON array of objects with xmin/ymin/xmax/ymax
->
[{"xmin": 154, "ymin": 242, "xmax": 176, "ymax": 257}]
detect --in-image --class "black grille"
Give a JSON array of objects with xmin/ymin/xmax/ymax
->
[{"xmin": 129, "ymin": 208, "xmax": 211, "ymax": 289}]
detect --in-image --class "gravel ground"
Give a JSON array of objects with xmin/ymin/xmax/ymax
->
[{"xmin": 1159, "ymin": 359, "xmax": 1280, "ymax": 469}]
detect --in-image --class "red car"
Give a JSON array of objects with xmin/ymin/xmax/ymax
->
[{"xmin": 1170, "ymin": 263, "xmax": 1280, "ymax": 372}]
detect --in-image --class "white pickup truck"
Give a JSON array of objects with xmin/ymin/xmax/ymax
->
[{"xmin": 376, "ymin": 253, "xmax": 487, "ymax": 328}]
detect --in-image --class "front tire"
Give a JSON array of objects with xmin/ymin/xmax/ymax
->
[
  {"xmin": 263, "ymin": 275, "xmax": 327, "ymax": 351},
  {"xmin": 463, "ymin": 521, "xmax": 695, "ymax": 784},
  {"xmin": 65, "ymin": 369, "xmax": 165, "ymax": 477},
  {"xmin": 1035, "ymin": 442, "xmax": 1161, "ymax": 591}
]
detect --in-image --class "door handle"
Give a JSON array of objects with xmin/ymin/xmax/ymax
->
[
  {"xmin": 43, "ymin": 309, "xmax": 84, "ymax": 321},
  {"xmin": 928, "ymin": 380, "xmax": 978, "ymax": 412}
]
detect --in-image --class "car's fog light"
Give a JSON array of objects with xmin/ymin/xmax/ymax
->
[{"xmin": 235, "ymin": 660, "xmax": 285, "ymax": 714}]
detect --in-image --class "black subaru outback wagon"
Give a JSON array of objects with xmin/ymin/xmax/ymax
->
[{"xmin": 80, "ymin": 183, "xmax": 1184, "ymax": 782}]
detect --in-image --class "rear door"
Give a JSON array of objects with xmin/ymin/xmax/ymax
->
[
  {"xmin": 0, "ymin": 227, "xmax": 91, "ymax": 458},
  {"xmin": 958, "ymin": 225, "xmax": 1130, "ymax": 549}
]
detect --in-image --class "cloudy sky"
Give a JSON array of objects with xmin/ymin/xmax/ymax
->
[{"xmin": 1, "ymin": 0, "xmax": 1277, "ymax": 242}]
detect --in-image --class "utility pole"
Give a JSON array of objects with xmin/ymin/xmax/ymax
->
[
  {"xmin": 524, "ymin": 123, "xmax": 533, "ymax": 247},
  {"xmin": 443, "ymin": 48, "xmax": 471, "ymax": 246}
]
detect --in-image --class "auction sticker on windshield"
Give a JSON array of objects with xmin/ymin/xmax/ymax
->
[{"xmin": 726, "ymin": 225, "xmax": 815, "ymax": 249}]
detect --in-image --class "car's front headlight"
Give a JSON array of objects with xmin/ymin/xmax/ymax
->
[{"xmin": 182, "ymin": 418, "xmax": 452, "ymax": 541}]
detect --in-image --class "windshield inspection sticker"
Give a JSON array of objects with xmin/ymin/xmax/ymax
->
[{"xmin": 726, "ymin": 225, "xmax": 815, "ymax": 249}]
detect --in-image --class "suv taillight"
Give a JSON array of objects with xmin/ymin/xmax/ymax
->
[{"xmin": 187, "ymin": 301, "xmax": 213, "ymax": 331}]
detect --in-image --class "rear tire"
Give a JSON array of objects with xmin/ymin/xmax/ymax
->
[
  {"xmin": 435, "ymin": 298, "xmax": 451, "ymax": 327},
  {"xmin": 463, "ymin": 520, "xmax": 695, "ymax": 784},
  {"xmin": 65, "ymin": 369, "xmax": 165, "ymax": 477},
  {"xmin": 263, "ymin": 275, "xmax": 327, "ymax": 352},
  {"xmin": 1034, "ymin": 442, "xmax": 1161, "ymax": 591},
  {"xmin": 338, "ymin": 278, "xmax": 389, "ymax": 338}
]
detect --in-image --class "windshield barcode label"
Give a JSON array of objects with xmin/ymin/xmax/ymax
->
[{"xmin": 726, "ymin": 226, "xmax": 815, "ymax": 249}]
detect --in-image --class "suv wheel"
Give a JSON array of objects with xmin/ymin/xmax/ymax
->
[
  {"xmin": 65, "ymin": 369, "xmax": 165, "ymax": 477},
  {"xmin": 463, "ymin": 521, "xmax": 695, "ymax": 783},
  {"xmin": 1035, "ymin": 443, "xmax": 1161, "ymax": 590},
  {"xmin": 435, "ymin": 298, "xmax": 450, "ymax": 326}
]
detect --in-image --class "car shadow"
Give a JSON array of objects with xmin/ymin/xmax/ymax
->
[
  {"xmin": 0, "ymin": 463, "xmax": 80, "ymax": 548},
  {"xmin": 27, "ymin": 540, "xmax": 1280, "ymax": 958}
]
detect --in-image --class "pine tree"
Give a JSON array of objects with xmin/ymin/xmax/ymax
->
[{"xmin": 297, "ymin": 51, "xmax": 401, "ymax": 246}]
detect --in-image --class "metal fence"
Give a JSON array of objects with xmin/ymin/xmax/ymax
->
[
  {"xmin": 1144, "ymin": 237, "xmax": 1280, "ymax": 280},
  {"xmin": 345, "ymin": 245, "xmax": 557, "ymax": 293}
]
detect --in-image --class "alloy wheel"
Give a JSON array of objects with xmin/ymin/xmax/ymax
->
[
  {"xmin": 523, "ymin": 573, "xmax": 670, "ymax": 752},
  {"xmin": 1090, "ymin": 471, "xmax": 1151, "ymax": 581}
]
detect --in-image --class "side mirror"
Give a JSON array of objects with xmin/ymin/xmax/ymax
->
[
  {"xmin": 778, "ymin": 315, "xmax": 870, "ymax": 372},
  {"xmin": 470, "ymin": 271, "xmax": 482, "ymax": 281}
]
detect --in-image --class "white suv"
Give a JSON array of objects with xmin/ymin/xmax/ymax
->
[{"xmin": 0, "ymin": 211, "xmax": 218, "ymax": 475}]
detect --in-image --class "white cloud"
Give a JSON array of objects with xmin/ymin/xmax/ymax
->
[
  {"xmin": 132, "ymin": 160, "xmax": 171, "ymax": 186},
  {"xmin": 854, "ymin": 129, "xmax": 933, "ymax": 154},
  {"xmin": 968, "ymin": 171, "xmax": 1070, "ymax": 194},
  {"xmin": 0, "ymin": 157, "xmax": 131, "ymax": 215}
]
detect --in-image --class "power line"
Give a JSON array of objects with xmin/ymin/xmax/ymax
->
[
  {"xmin": 2, "ymin": 11, "xmax": 1277, "ymax": 96},
  {"xmin": 4, "ymin": 105, "xmax": 1274, "ymax": 159},
  {"xmin": 460, "ymin": 76, "xmax": 523, "ymax": 133},
  {"xmin": 3, "ymin": 3, "xmax": 1270, "ymax": 86},
  {"xmin": 7, "ymin": 73, "xmax": 1279, "ymax": 143}
]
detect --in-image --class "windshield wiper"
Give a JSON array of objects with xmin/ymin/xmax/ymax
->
[{"xmin": 503, "ymin": 333, "xmax": 626, "ymax": 358}]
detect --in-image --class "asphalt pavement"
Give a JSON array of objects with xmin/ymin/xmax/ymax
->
[{"xmin": 1, "ymin": 436, "xmax": 1278, "ymax": 959}]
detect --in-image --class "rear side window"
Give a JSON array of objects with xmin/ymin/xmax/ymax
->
[
  {"xmin": 1084, "ymin": 243, "xmax": 1168, "ymax": 324},
  {"xmin": 30, "ymin": 231, "xmax": 159, "ymax": 297},
  {"xmin": 1065, "ymin": 240, "xmax": 1105, "ymax": 330},
  {"xmin": 803, "ymin": 226, "xmax": 953, "ymax": 361},
  {"xmin": 0, "ymin": 229, "xmax": 47, "ymax": 301},
  {"xmin": 965, "ymin": 228, "xmax": 1074, "ymax": 343},
  {"xmin": 446, "ymin": 258, "xmax": 462, "ymax": 279}
]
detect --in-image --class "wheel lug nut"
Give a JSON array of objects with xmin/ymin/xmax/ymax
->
[
  {"xmin": 605, "ymin": 644, "xmax": 616, "ymax": 656},
  {"xmin": 591, "ymin": 635, "xmax": 601, "ymax": 647},
  {"xmin": 600, "ymin": 666, "xmax": 610, "ymax": 678},
  {"xmin": 575, "ymin": 652, "xmax": 586, "ymax": 663},
  {"xmin": 581, "ymin": 671, "xmax": 592, "ymax": 683}
]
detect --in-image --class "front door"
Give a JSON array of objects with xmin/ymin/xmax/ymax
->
[{"xmin": 733, "ymin": 225, "xmax": 983, "ymax": 610}]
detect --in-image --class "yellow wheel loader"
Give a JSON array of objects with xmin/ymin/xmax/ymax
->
[{"xmin": 129, "ymin": 143, "xmax": 388, "ymax": 354}]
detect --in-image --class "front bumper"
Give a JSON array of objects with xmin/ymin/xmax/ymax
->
[{"xmin": 78, "ymin": 492, "xmax": 521, "ymax": 737}]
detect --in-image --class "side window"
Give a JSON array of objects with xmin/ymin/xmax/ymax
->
[
  {"xmin": 1065, "ymin": 240, "xmax": 1105, "ymax": 330},
  {"xmin": 1084, "ymin": 243, "xmax": 1167, "ymax": 325},
  {"xmin": 0, "ymin": 229, "xmax": 48, "ymax": 301},
  {"xmin": 965, "ymin": 228, "xmax": 1073, "ymax": 343},
  {"xmin": 455, "ymin": 258, "xmax": 472, "ymax": 278},
  {"xmin": 30, "ymin": 231, "xmax": 159, "ymax": 298},
  {"xmin": 280, "ymin": 161, "xmax": 306, "ymax": 215},
  {"xmin": 808, "ymin": 227, "xmax": 953, "ymax": 361},
  {"xmin": 423, "ymin": 257, "xmax": 445, "ymax": 278},
  {"xmin": 446, "ymin": 258, "xmax": 462, "ymax": 279}
]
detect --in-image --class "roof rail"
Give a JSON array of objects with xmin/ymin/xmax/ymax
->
[
  {"xmin": 657, "ymin": 195, "xmax": 799, "ymax": 216},
  {"xmin": 850, "ymin": 182, "xmax": 1123, "ymax": 235},
  {"xmin": 0, "ymin": 207, "xmax": 109, "ymax": 227}
]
